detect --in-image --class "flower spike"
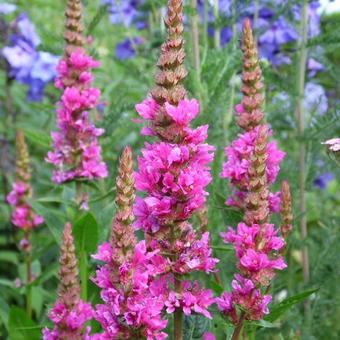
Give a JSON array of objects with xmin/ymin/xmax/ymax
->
[
  {"xmin": 64, "ymin": 0, "xmax": 85, "ymax": 56},
  {"xmin": 218, "ymin": 19, "xmax": 287, "ymax": 325},
  {"xmin": 43, "ymin": 223, "xmax": 93, "ymax": 339},
  {"xmin": 151, "ymin": 0, "xmax": 188, "ymax": 106},
  {"xmin": 110, "ymin": 146, "xmax": 137, "ymax": 264},
  {"xmin": 280, "ymin": 181, "xmax": 293, "ymax": 240},
  {"xmin": 237, "ymin": 18, "xmax": 264, "ymax": 131}
]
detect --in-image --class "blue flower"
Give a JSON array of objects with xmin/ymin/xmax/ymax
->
[
  {"xmin": 314, "ymin": 172, "xmax": 334, "ymax": 189},
  {"xmin": 1, "ymin": 12, "xmax": 59, "ymax": 101},
  {"xmin": 0, "ymin": 3, "xmax": 16, "ymax": 15},
  {"xmin": 102, "ymin": 0, "xmax": 146, "ymax": 28},
  {"xmin": 304, "ymin": 82, "xmax": 328, "ymax": 116},
  {"xmin": 115, "ymin": 37, "xmax": 143, "ymax": 60}
]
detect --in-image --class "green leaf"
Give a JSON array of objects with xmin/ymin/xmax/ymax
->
[
  {"xmin": 265, "ymin": 287, "xmax": 319, "ymax": 322},
  {"xmin": 212, "ymin": 245, "xmax": 234, "ymax": 252},
  {"xmin": 0, "ymin": 295, "xmax": 10, "ymax": 330},
  {"xmin": 183, "ymin": 314, "xmax": 211, "ymax": 339},
  {"xmin": 252, "ymin": 320, "xmax": 278, "ymax": 328},
  {"xmin": 73, "ymin": 212, "xmax": 99, "ymax": 254},
  {"xmin": 30, "ymin": 202, "xmax": 64, "ymax": 244},
  {"xmin": 23, "ymin": 128, "xmax": 51, "ymax": 149},
  {"xmin": 0, "ymin": 251, "xmax": 18, "ymax": 265},
  {"xmin": 210, "ymin": 280, "xmax": 224, "ymax": 295},
  {"xmin": 8, "ymin": 307, "xmax": 41, "ymax": 340}
]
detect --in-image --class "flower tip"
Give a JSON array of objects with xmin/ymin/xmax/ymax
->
[{"xmin": 243, "ymin": 17, "xmax": 252, "ymax": 30}]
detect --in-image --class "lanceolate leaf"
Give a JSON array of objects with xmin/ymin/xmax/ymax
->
[
  {"xmin": 265, "ymin": 287, "xmax": 319, "ymax": 322},
  {"xmin": 73, "ymin": 212, "xmax": 99, "ymax": 254},
  {"xmin": 8, "ymin": 307, "xmax": 41, "ymax": 340}
]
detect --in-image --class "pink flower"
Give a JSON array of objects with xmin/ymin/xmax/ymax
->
[
  {"xmin": 7, "ymin": 181, "xmax": 44, "ymax": 230},
  {"xmin": 43, "ymin": 301, "xmax": 93, "ymax": 340},
  {"xmin": 164, "ymin": 99, "xmax": 200, "ymax": 125},
  {"xmin": 203, "ymin": 332, "xmax": 216, "ymax": 340},
  {"xmin": 46, "ymin": 48, "xmax": 107, "ymax": 184}
]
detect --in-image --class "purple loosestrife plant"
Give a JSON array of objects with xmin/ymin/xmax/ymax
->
[
  {"xmin": 216, "ymin": 20, "xmax": 290, "ymax": 335},
  {"xmin": 46, "ymin": 0, "xmax": 107, "ymax": 184},
  {"xmin": 92, "ymin": 146, "xmax": 168, "ymax": 339},
  {"xmin": 43, "ymin": 223, "xmax": 93, "ymax": 340},
  {"xmin": 7, "ymin": 131, "xmax": 44, "ymax": 233},
  {"xmin": 6, "ymin": 130, "xmax": 44, "ymax": 316},
  {"xmin": 2, "ymin": 13, "xmax": 59, "ymax": 101},
  {"xmin": 134, "ymin": 0, "xmax": 218, "ymax": 338}
]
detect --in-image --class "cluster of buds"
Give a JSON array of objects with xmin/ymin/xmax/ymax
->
[
  {"xmin": 46, "ymin": 0, "xmax": 107, "ymax": 184},
  {"xmin": 217, "ymin": 19, "xmax": 291, "ymax": 322},
  {"xmin": 7, "ymin": 131, "xmax": 44, "ymax": 242},
  {"xmin": 134, "ymin": 0, "xmax": 217, "ymax": 321},
  {"xmin": 43, "ymin": 223, "xmax": 93, "ymax": 339}
]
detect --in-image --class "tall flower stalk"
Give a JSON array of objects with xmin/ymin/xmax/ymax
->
[
  {"xmin": 43, "ymin": 223, "xmax": 93, "ymax": 339},
  {"xmin": 217, "ymin": 19, "xmax": 287, "ymax": 339},
  {"xmin": 6, "ymin": 130, "xmax": 44, "ymax": 317},
  {"xmin": 46, "ymin": 0, "xmax": 108, "ymax": 301},
  {"xmin": 134, "ymin": 1, "xmax": 218, "ymax": 338},
  {"xmin": 295, "ymin": 0, "xmax": 310, "ymax": 322},
  {"xmin": 92, "ymin": 146, "xmax": 168, "ymax": 339},
  {"xmin": 46, "ymin": 0, "xmax": 107, "ymax": 185}
]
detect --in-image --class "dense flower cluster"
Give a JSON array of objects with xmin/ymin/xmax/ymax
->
[
  {"xmin": 93, "ymin": 241, "xmax": 168, "ymax": 340},
  {"xmin": 2, "ymin": 12, "xmax": 59, "ymax": 101},
  {"xmin": 134, "ymin": 98, "xmax": 218, "ymax": 273},
  {"xmin": 43, "ymin": 223, "xmax": 93, "ymax": 339},
  {"xmin": 46, "ymin": 49, "xmax": 107, "ymax": 183},
  {"xmin": 217, "ymin": 19, "xmax": 287, "ymax": 323},
  {"xmin": 43, "ymin": 301, "xmax": 93, "ymax": 340},
  {"xmin": 46, "ymin": 0, "xmax": 107, "ymax": 183},
  {"xmin": 221, "ymin": 125, "xmax": 285, "ymax": 212}
]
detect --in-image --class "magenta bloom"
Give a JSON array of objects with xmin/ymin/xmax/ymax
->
[
  {"xmin": 92, "ymin": 241, "xmax": 168, "ymax": 339},
  {"xmin": 221, "ymin": 126, "xmax": 285, "ymax": 211},
  {"xmin": 134, "ymin": 96, "xmax": 218, "ymax": 320},
  {"xmin": 43, "ymin": 301, "xmax": 93, "ymax": 340},
  {"xmin": 217, "ymin": 19, "xmax": 287, "ymax": 324},
  {"xmin": 6, "ymin": 181, "xmax": 44, "ymax": 230},
  {"xmin": 46, "ymin": 49, "xmax": 107, "ymax": 183}
]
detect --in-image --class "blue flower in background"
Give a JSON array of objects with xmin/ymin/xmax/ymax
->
[
  {"xmin": 115, "ymin": 37, "xmax": 144, "ymax": 60},
  {"xmin": 102, "ymin": 0, "xmax": 146, "ymax": 28},
  {"xmin": 0, "ymin": 3, "xmax": 16, "ymax": 15},
  {"xmin": 308, "ymin": 57, "xmax": 324, "ymax": 77},
  {"xmin": 1, "ymin": 13, "xmax": 59, "ymax": 101},
  {"xmin": 304, "ymin": 82, "xmax": 328, "ymax": 116},
  {"xmin": 314, "ymin": 172, "xmax": 334, "ymax": 189}
]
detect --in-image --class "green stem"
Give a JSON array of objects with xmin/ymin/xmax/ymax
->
[
  {"xmin": 80, "ymin": 250, "xmax": 88, "ymax": 301},
  {"xmin": 231, "ymin": 312, "xmax": 246, "ymax": 340},
  {"xmin": 25, "ymin": 233, "xmax": 32, "ymax": 318},
  {"xmin": 75, "ymin": 182, "xmax": 88, "ymax": 300},
  {"xmin": 190, "ymin": 0, "xmax": 200, "ymax": 79},
  {"xmin": 295, "ymin": 0, "xmax": 310, "ymax": 324},
  {"xmin": 253, "ymin": 0, "xmax": 260, "ymax": 43},
  {"xmin": 174, "ymin": 274, "xmax": 183, "ymax": 340},
  {"xmin": 213, "ymin": 0, "xmax": 220, "ymax": 48}
]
